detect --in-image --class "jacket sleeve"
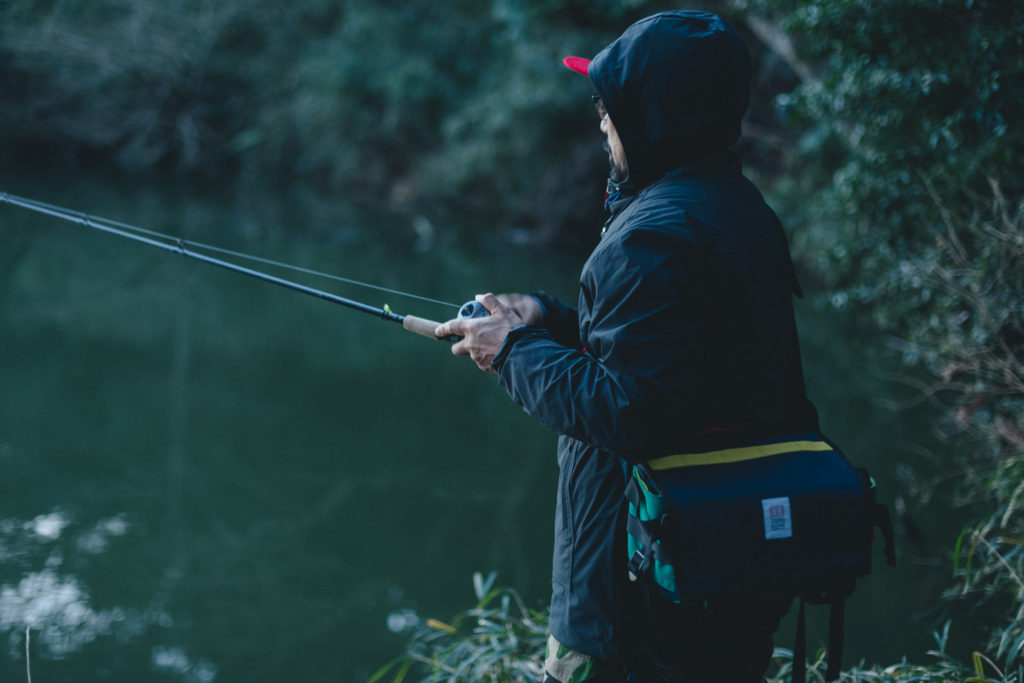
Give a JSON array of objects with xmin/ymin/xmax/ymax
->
[
  {"xmin": 493, "ymin": 226, "xmax": 711, "ymax": 461},
  {"xmin": 530, "ymin": 291, "xmax": 580, "ymax": 349}
]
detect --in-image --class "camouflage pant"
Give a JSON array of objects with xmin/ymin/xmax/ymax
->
[{"xmin": 542, "ymin": 635, "xmax": 622, "ymax": 683}]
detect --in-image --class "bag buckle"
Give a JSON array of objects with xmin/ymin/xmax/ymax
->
[{"xmin": 627, "ymin": 549, "xmax": 647, "ymax": 582}]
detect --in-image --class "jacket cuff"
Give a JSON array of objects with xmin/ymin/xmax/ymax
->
[
  {"xmin": 492, "ymin": 324, "xmax": 538, "ymax": 373},
  {"xmin": 528, "ymin": 292, "xmax": 550, "ymax": 322}
]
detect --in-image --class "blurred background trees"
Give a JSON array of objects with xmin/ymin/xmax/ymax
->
[{"xmin": 0, "ymin": 0, "xmax": 804, "ymax": 241}]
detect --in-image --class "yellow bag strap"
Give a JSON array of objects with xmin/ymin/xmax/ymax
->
[{"xmin": 646, "ymin": 438, "xmax": 834, "ymax": 471}]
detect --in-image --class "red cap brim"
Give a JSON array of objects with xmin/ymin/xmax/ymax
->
[{"xmin": 562, "ymin": 56, "xmax": 591, "ymax": 76}]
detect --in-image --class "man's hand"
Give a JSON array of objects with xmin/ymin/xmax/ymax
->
[
  {"xmin": 435, "ymin": 293, "xmax": 530, "ymax": 373},
  {"xmin": 494, "ymin": 293, "xmax": 543, "ymax": 325}
]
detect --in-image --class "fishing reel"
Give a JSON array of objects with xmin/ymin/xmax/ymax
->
[
  {"xmin": 435, "ymin": 299, "xmax": 490, "ymax": 344},
  {"xmin": 458, "ymin": 300, "xmax": 491, "ymax": 320}
]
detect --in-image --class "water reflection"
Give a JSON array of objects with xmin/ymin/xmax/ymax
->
[
  {"xmin": 2, "ymin": 510, "xmax": 124, "ymax": 656},
  {"xmin": 76, "ymin": 515, "xmax": 130, "ymax": 555},
  {"xmin": 385, "ymin": 608, "xmax": 420, "ymax": 635},
  {"xmin": 25, "ymin": 512, "xmax": 71, "ymax": 541},
  {"xmin": 2, "ymin": 566, "xmax": 123, "ymax": 657},
  {"xmin": 151, "ymin": 645, "xmax": 218, "ymax": 682},
  {"xmin": 0, "ymin": 508, "xmax": 212, "ymax": 678}
]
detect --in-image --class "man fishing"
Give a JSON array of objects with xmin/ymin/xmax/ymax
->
[{"xmin": 436, "ymin": 10, "xmax": 821, "ymax": 682}]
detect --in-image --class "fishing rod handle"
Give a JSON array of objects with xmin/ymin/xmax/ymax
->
[
  {"xmin": 403, "ymin": 299, "xmax": 490, "ymax": 342},
  {"xmin": 403, "ymin": 315, "xmax": 444, "ymax": 339}
]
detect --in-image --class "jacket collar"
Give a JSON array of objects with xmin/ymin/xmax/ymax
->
[{"xmin": 600, "ymin": 149, "xmax": 741, "ymax": 238}]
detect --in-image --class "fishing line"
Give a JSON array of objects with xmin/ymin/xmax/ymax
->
[
  {"xmin": 0, "ymin": 192, "xmax": 460, "ymax": 310},
  {"xmin": 0, "ymin": 190, "xmax": 479, "ymax": 340}
]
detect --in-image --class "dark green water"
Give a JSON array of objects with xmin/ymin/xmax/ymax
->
[{"xmin": 0, "ymin": 170, "xmax": 961, "ymax": 681}]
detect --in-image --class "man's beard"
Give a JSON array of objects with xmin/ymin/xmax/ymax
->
[{"xmin": 603, "ymin": 140, "xmax": 628, "ymax": 182}]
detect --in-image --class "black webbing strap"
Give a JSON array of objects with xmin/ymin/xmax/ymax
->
[
  {"xmin": 827, "ymin": 597, "xmax": 845, "ymax": 682},
  {"xmin": 625, "ymin": 514, "xmax": 674, "ymax": 574},
  {"xmin": 624, "ymin": 474, "xmax": 652, "ymax": 580},
  {"xmin": 793, "ymin": 597, "xmax": 807, "ymax": 683},
  {"xmin": 626, "ymin": 514, "xmax": 654, "ymax": 578},
  {"xmin": 624, "ymin": 471, "xmax": 642, "ymax": 509},
  {"xmin": 792, "ymin": 595, "xmax": 846, "ymax": 683}
]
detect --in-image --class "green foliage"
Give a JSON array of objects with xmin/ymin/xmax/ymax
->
[
  {"xmin": 752, "ymin": 0, "xmax": 1024, "ymax": 675},
  {"xmin": 879, "ymin": 180, "xmax": 1023, "ymax": 445},
  {"xmin": 875, "ymin": 180, "xmax": 1023, "ymax": 669},
  {"xmin": 370, "ymin": 572, "xmax": 547, "ymax": 682},
  {"xmin": 751, "ymin": 0, "xmax": 1024, "ymax": 298},
  {"xmin": 766, "ymin": 622, "xmax": 981, "ymax": 682}
]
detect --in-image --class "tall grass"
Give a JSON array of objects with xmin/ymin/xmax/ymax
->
[{"xmin": 370, "ymin": 572, "xmax": 546, "ymax": 683}]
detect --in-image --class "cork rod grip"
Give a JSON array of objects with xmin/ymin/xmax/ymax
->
[{"xmin": 402, "ymin": 315, "xmax": 444, "ymax": 340}]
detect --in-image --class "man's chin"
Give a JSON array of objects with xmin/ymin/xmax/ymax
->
[{"xmin": 603, "ymin": 143, "xmax": 628, "ymax": 182}]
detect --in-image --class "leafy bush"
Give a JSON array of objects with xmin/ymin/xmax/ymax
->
[
  {"xmin": 767, "ymin": 621, "xmax": 991, "ymax": 682},
  {"xmin": 747, "ymin": 0, "xmax": 1024, "ymax": 299},
  {"xmin": 751, "ymin": 0, "xmax": 1024, "ymax": 675},
  {"xmin": 370, "ymin": 572, "xmax": 546, "ymax": 683}
]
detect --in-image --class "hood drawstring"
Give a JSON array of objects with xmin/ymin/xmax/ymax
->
[
  {"xmin": 604, "ymin": 174, "xmax": 636, "ymax": 210},
  {"xmin": 601, "ymin": 175, "xmax": 639, "ymax": 237}
]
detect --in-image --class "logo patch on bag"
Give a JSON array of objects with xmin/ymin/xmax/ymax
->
[{"xmin": 762, "ymin": 496, "xmax": 793, "ymax": 540}]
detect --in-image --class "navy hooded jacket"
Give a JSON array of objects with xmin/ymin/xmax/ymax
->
[{"xmin": 491, "ymin": 11, "xmax": 819, "ymax": 660}]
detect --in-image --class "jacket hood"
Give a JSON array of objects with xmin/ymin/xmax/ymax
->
[{"xmin": 589, "ymin": 11, "xmax": 751, "ymax": 188}]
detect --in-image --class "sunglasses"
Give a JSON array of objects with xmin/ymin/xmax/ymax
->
[{"xmin": 592, "ymin": 95, "xmax": 608, "ymax": 120}]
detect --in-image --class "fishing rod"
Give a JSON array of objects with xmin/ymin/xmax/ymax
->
[{"xmin": 0, "ymin": 191, "xmax": 488, "ymax": 339}]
